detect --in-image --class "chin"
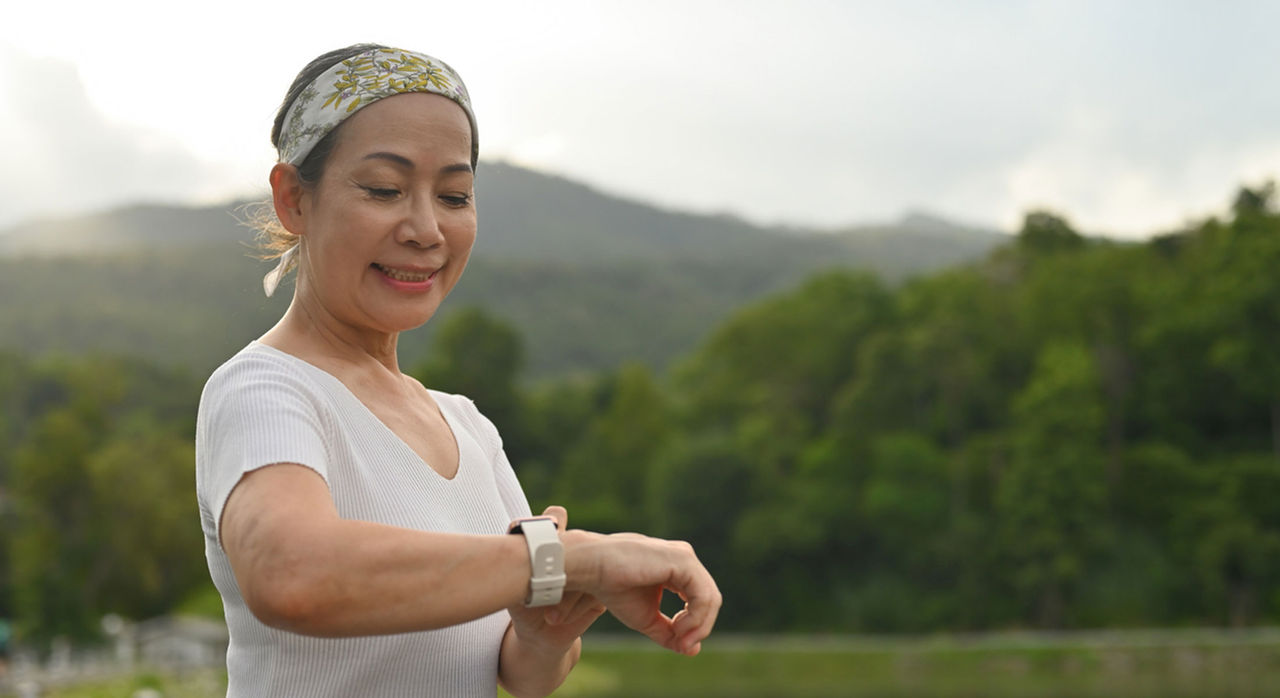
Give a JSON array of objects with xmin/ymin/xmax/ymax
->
[
  {"xmin": 382, "ymin": 304, "xmax": 445, "ymax": 333},
  {"xmin": 354, "ymin": 284, "xmax": 453, "ymax": 334}
]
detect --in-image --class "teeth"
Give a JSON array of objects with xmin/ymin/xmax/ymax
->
[{"xmin": 376, "ymin": 264, "xmax": 432, "ymax": 282}]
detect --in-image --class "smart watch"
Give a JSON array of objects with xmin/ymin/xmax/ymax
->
[{"xmin": 507, "ymin": 516, "xmax": 565, "ymax": 607}]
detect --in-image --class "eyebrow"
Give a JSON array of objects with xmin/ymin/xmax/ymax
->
[
  {"xmin": 362, "ymin": 151, "xmax": 414, "ymax": 168},
  {"xmin": 361, "ymin": 152, "xmax": 473, "ymax": 175}
]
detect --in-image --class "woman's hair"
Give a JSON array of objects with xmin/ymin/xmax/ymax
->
[{"xmin": 249, "ymin": 43, "xmax": 390, "ymax": 258}]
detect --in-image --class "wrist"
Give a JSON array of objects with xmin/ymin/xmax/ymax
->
[
  {"xmin": 511, "ymin": 622, "xmax": 582, "ymax": 660},
  {"xmin": 560, "ymin": 529, "xmax": 601, "ymax": 593}
]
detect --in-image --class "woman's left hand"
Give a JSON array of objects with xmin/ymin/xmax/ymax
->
[{"xmin": 506, "ymin": 506, "xmax": 605, "ymax": 655}]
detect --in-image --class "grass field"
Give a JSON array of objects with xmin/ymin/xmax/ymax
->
[
  {"xmin": 538, "ymin": 630, "xmax": 1280, "ymax": 697},
  {"xmin": 21, "ymin": 629, "xmax": 1280, "ymax": 697}
]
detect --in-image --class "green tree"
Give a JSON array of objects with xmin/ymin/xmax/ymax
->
[
  {"xmin": 644, "ymin": 432, "xmax": 755, "ymax": 621},
  {"xmin": 996, "ymin": 341, "xmax": 1107, "ymax": 628},
  {"xmin": 1183, "ymin": 454, "xmax": 1280, "ymax": 626},
  {"xmin": 1017, "ymin": 210, "xmax": 1086, "ymax": 255},
  {"xmin": 1137, "ymin": 192, "xmax": 1280, "ymax": 460},
  {"xmin": 1199, "ymin": 210, "xmax": 1280, "ymax": 460},
  {"xmin": 0, "ymin": 351, "xmax": 31, "ymax": 621},
  {"xmin": 667, "ymin": 272, "xmax": 892, "ymax": 629},
  {"xmin": 554, "ymin": 363, "xmax": 669, "ymax": 533},
  {"xmin": 516, "ymin": 377, "xmax": 598, "ymax": 507},
  {"xmin": 1089, "ymin": 441, "xmax": 1200, "ymax": 625},
  {"xmin": 833, "ymin": 267, "xmax": 1027, "ymax": 451},
  {"xmin": 412, "ymin": 306, "xmax": 528, "ymax": 455},
  {"xmin": 4, "ymin": 355, "xmax": 199, "ymax": 644},
  {"xmin": 845, "ymin": 433, "xmax": 953, "ymax": 631},
  {"xmin": 1231, "ymin": 180, "xmax": 1275, "ymax": 217},
  {"xmin": 676, "ymin": 271, "xmax": 892, "ymax": 436},
  {"xmin": 9, "ymin": 403, "xmax": 105, "ymax": 642},
  {"xmin": 84, "ymin": 425, "xmax": 207, "ymax": 621},
  {"xmin": 1018, "ymin": 243, "xmax": 1146, "ymax": 482}
]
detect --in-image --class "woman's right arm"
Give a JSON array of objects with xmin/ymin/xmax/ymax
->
[
  {"xmin": 221, "ymin": 463, "xmax": 532, "ymax": 636},
  {"xmin": 220, "ymin": 462, "xmax": 721, "ymax": 650}
]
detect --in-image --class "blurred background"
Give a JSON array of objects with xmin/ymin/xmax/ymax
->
[{"xmin": 3, "ymin": 1, "xmax": 1280, "ymax": 696}]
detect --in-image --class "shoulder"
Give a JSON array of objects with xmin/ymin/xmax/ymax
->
[
  {"xmin": 199, "ymin": 343, "xmax": 329, "ymax": 416},
  {"xmin": 204, "ymin": 342, "xmax": 316, "ymax": 389},
  {"xmin": 196, "ymin": 344, "xmax": 339, "ymax": 478},
  {"xmin": 427, "ymin": 389, "xmax": 484, "ymax": 431},
  {"xmin": 425, "ymin": 387, "xmax": 472, "ymax": 416},
  {"xmin": 427, "ymin": 388, "xmax": 504, "ymax": 453},
  {"xmin": 400, "ymin": 374, "xmax": 475, "ymax": 425}
]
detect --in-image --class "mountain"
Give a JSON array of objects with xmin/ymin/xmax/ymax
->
[
  {"xmin": 0, "ymin": 162, "xmax": 1008, "ymax": 378},
  {"xmin": 0, "ymin": 203, "xmax": 246, "ymax": 257}
]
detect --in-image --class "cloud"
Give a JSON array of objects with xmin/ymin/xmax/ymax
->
[
  {"xmin": 6, "ymin": 1, "xmax": 1280, "ymax": 239},
  {"xmin": 989, "ymin": 104, "xmax": 1280, "ymax": 237},
  {"xmin": 0, "ymin": 48, "xmax": 229, "ymax": 229}
]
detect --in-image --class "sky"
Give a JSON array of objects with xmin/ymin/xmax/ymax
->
[{"xmin": 3, "ymin": 0, "xmax": 1279, "ymax": 238}]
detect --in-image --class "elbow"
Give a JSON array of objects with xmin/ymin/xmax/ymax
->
[
  {"xmin": 243, "ymin": 581, "xmax": 316, "ymax": 630},
  {"xmin": 242, "ymin": 574, "xmax": 323, "ymax": 633},
  {"xmin": 238, "ymin": 558, "xmax": 339, "ymax": 635}
]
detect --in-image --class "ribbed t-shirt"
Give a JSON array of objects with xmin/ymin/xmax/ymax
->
[{"xmin": 195, "ymin": 342, "xmax": 532, "ymax": 697}]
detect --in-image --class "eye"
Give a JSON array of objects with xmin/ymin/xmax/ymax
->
[
  {"xmin": 360, "ymin": 185, "xmax": 401, "ymax": 200},
  {"xmin": 441, "ymin": 193, "xmax": 473, "ymax": 208}
]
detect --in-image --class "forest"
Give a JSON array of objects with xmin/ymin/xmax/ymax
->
[{"xmin": 1, "ymin": 183, "xmax": 1278, "ymax": 649}]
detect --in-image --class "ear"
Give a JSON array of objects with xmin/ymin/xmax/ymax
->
[{"xmin": 270, "ymin": 163, "xmax": 309, "ymax": 235}]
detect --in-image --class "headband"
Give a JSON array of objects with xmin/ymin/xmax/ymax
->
[
  {"xmin": 265, "ymin": 47, "xmax": 478, "ymax": 296},
  {"xmin": 279, "ymin": 47, "xmax": 477, "ymax": 167}
]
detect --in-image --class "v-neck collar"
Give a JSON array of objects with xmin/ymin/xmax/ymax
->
[{"xmin": 247, "ymin": 341, "xmax": 465, "ymax": 482}]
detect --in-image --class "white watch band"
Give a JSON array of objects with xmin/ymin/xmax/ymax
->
[{"xmin": 509, "ymin": 517, "xmax": 565, "ymax": 607}]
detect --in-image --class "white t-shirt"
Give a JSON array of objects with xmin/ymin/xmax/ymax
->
[{"xmin": 195, "ymin": 342, "xmax": 532, "ymax": 698}]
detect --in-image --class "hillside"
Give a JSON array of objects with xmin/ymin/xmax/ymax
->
[{"xmin": 0, "ymin": 162, "xmax": 1007, "ymax": 377}]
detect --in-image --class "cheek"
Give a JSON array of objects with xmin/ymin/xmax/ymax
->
[
  {"xmin": 445, "ymin": 215, "xmax": 478, "ymax": 254},
  {"xmin": 453, "ymin": 228, "xmax": 477, "ymax": 255},
  {"xmin": 322, "ymin": 208, "xmax": 391, "ymax": 255}
]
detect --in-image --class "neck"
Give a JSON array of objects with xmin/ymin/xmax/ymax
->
[{"xmin": 263, "ymin": 288, "xmax": 402, "ymax": 377}]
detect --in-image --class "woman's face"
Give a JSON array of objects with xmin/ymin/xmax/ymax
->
[{"xmin": 292, "ymin": 92, "xmax": 476, "ymax": 336}]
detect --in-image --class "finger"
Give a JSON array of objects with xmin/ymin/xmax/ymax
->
[
  {"xmin": 560, "ymin": 593, "xmax": 605, "ymax": 625},
  {"xmin": 664, "ymin": 549, "xmax": 722, "ymax": 654},
  {"xmin": 541, "ymin": 504, "xmax": 568, "ymax": 531},
  {"xmin": 610, "ymin": 587, "xmax": 679, "ymax": 651},
  {"xmin": 671, "ymin": 580, "xmax": 721, "ymax": 652},
  {"xmin": 543, "ymin": 591, "xmax": 584, "ymax": 625},
  {"xmin": 666, "ymin": 608, "xmax": 703, "ymax": 656},
  {"xmin": 624, "ymin": 610, "xmax": 677, "ymax": 651},
  {"xmin": 672, "ymin": 606, "xmax": 709, "ymax": 656}
]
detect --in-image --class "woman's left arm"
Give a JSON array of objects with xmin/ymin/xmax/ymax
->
[{"xmin": 498, "ymin": 507, "xmax": 606, "ymax": 698}]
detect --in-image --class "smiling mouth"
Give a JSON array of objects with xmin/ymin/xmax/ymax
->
[{"xmin": 372, "ymin": 263, "xmax": 436, "ymax": 283}]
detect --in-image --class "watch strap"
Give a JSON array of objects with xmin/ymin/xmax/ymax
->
[{"xmin": 509, "ymin": 516, "xmax": 565, "ymax": 607}]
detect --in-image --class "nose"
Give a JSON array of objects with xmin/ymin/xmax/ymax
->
[{"xmin": 396, "ymin": 196, "xmax": 445, "ymax": 248}]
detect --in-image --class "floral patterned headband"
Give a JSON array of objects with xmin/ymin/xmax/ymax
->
[
  {"xmin": 265, "ymin": 46, "xmax": 478, "ymax": 296},
  {"xmin": 278, "ymin": 46, "xmax": 477, "ymax": 167}
]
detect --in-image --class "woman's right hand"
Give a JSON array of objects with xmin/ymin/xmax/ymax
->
[{"xmin": 561, "ymin": 530, "xmax": 722, "ymax": 656}]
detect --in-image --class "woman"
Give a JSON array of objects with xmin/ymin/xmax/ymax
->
[{"xmin": 195, "ymin": 44, "xmax": 720, "ymax": 698}]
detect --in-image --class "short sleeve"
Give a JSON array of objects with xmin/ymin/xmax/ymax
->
[{"xmin": 195, "ymin": 352, "xmax": 332, "ymax": 548}]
